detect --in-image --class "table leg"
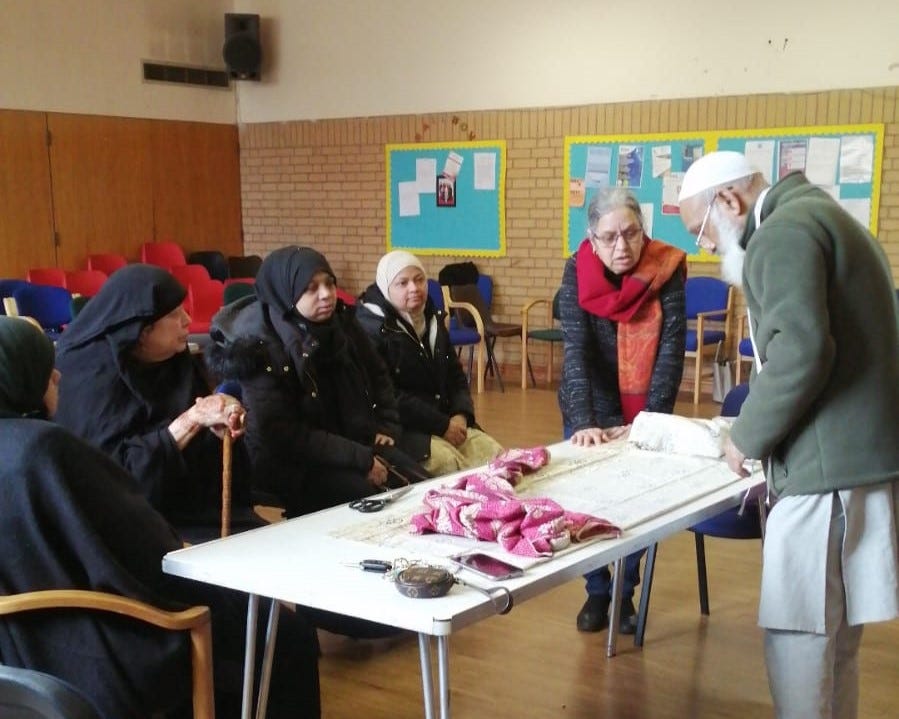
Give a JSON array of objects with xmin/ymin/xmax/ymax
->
[
  {"xmin": 606, "ymin": 557, "xmax": 624, "ymax": 658},
  {"xmin": 417, "ymin": 633, "xmax": 435, "ymax": 719},
  {"xmin": 255, "ymin": 599, "xmax": 280, "ymax": 719},
  {"xmin": 242, "ymin": 594, "xmax": 260, "ymax": 719},
  {"xmin": 436, "ymin": 635, "xmax": 451, "ymax": 719}
]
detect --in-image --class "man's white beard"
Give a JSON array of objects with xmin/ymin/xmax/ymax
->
[{"xmin": 713, "ymin": 211, "xmax": 746, "ymax": 287}]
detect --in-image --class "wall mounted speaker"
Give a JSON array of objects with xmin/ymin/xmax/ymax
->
[{"xmin": 223, "ymin": 13, "xmax": 261, "ymax": 81}]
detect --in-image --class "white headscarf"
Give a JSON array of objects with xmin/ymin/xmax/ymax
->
[{"xmin": 375, "ymin": 251, "xmax": 428, "ymax": 336}]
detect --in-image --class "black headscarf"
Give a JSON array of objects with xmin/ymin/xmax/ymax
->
[
  {"xmin": 254, "ymin": 246, "xmax": 337, "ymax": 319},
  {"xmin": 55, "ymin": 264, "xmax": 186, "ymax": 356},
  {"xmin": 0, "ymin": 317, "xmax": 55, "ymax": 417}
]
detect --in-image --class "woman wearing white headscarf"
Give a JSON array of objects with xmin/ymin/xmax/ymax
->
[{"xmin": 356, "ymin": 251, "xmax": 502, "ymax": 476}]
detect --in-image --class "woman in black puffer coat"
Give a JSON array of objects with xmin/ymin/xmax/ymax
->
[{"xmin": 355, "ymin": 251, "xmax": 501, "ymax": 476}]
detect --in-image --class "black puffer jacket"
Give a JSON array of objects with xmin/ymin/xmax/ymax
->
[
  {"xmin": 355, "ymin": 285, "xmax": 477, "ymax": 461},
  {"xmin": 206, "ymin": 296, "xmax": 404, "ymax": 515}
]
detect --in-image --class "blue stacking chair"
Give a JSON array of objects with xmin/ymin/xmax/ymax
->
[
  {"xmin": 635, "ymin": 383, "xmax": 762, "ymax": 646},
  {"xmin": 427, "ymin": 279, "xmax": 484, "ymax": 393},
  {"xmin": 684, "ymin": 277, "xmax": 733, "ymax": 406},
  {"xmin": 12, "ymin": 284, "xmax": 73, "ymax": 340},
  {"xmin": 0, "ymin": 279, "xmax": 31, "ymax": 315}
]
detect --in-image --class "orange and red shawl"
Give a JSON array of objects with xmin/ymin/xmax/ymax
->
[
  {"xmin": 576, "ymin": 237, "xmax": 686, "ymax": 423},
  {"xmin": 409, "ymin": 447, "xmax": 620, "ymax": 558}
]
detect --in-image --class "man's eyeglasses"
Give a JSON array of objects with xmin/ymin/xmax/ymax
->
[
  {"xmin": 591, "ymin": 225, "xmax": 643, "ymax": 249},
  {"xmin": 695, "ymin": 194, "xmax": 717, "ymax": 248}
]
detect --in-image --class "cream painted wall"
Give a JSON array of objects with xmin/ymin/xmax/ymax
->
[
  {"xmin": 4, "ymin": 0, "xmax": 899, "ymax": 125},
  {"xmin": 0, "ymin": 0, "xmax": 237, "ymax": 123},
  {"xmin": 235, "ymin": 0, "xmax": 899, "ymax": 122}
]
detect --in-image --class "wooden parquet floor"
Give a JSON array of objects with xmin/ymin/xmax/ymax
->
[{"xmin": 316, "ymin": 385, "xmax": 899, "ymax": 718}]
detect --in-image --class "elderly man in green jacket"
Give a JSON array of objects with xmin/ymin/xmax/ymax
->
[{"xmin": 678, "ymin": 151, "xmax": 899, "ymax": 719}]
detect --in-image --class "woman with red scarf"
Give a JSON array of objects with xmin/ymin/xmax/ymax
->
[{"xmin": 559, "ymin": 187, "xmax": 687, "ymax": 634}]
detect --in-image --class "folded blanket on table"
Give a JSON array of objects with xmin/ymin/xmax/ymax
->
[{"xmin": 409, "ymin": 447, "xmax": 621, "ymax": 558}]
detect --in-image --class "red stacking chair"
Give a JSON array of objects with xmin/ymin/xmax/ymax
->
[
  {"xmin": 65, "ymin": 269, "xmax": 107, "ymax": 297},
  {"xmin": 170, "ymin": 264, "xmax": 211, "ymax": 290},
  {"xmin": 26, "ymin": 268, "xmax": 67, "ymax": 288},
  {"xmin": 187, "ymin": 279, "xmax": 224, "ymax": 334},
  {"xmin": 141, "ymin": 241, "xmax": 187, "ymax": 270},
  {"xmin": 335, "ymin": 287, "xmax": 356, "ymax": 306},
  {"xmin": 86, "ymin": 254, "xmax": 128, "ymax": 275}
]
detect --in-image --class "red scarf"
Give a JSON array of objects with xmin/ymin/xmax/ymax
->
[{"xmin": 576, "ymin": 237, "xmax": 686, "ymax": 423}]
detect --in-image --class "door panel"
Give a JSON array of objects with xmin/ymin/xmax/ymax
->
[
  {"xmin": 48, "ymin": 113, "xmax": 154, "ymax": 269},
  {"xmin": 151, "ymin": 120, "xmax": 243, "ymax": 258},
  {"xmin": 0, "ymin": 110, "xmax": 55, "ymax": 278}
]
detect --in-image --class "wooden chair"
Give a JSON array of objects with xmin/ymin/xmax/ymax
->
[
  {"xmin": 683, "ymin": 277, "xmax": 734, "ymax": 406},
  {"xmin": 426, "ymin": 279, "xmax": 485, "ymax": 394},
  {"xmin": 438, "ymin": 284, "xmax": 488, "ymax": 394},
  {"xmin": 0, "ymin": 589, "xmax": 215, "ymax": 719},
  {"xmin": 446, "ymin": 283, "xmax": 519, "ymax": 392}
]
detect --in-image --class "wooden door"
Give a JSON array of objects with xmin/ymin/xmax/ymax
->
[
  {"xmin": 48, "ymin": 113, "xmax": 154, "ymax": 269},
  {"xmin": 0, "ymin": 110, "xmax": 55, "ymax": 278},
  {"xmin": 150, "ymin": 120, "xmax": 243, "ymax": 258}
]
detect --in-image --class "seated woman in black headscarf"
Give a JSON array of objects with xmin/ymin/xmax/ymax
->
[
  {"xmin": 0, "ymin": 316, "xmax": 321, "ymax": 719},
  {"xmin": 207, "ymin": 245, "xmax": 430, "ymax": 519},
  {"xmin": 53, "ymin": 264, "xmax": 263, "ymax": 543},
  {"xmin": 356, "ymin": 250, "xmax": 502, "ymax": 475}
]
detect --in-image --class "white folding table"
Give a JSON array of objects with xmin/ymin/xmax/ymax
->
[{"xmin": 163, "ymin": 441, "xmax": 762, "ymax": 719}]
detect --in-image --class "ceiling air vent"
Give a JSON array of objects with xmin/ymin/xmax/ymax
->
[{"xmin": 142, "ymin": 61, "xmax": 230, "ymax": 89}]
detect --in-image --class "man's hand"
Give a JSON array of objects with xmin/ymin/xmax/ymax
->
[{"xmin": 723, "ymin": 436, "xmax": 750, "ymax": 477}]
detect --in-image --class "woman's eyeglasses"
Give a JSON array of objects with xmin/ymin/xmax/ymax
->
[{"xmin": 591, "ymin": 225, "xmax": 643, "ymax": 249}]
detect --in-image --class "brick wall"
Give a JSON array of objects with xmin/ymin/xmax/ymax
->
[{"xmin": 238, "ymin": 87, "xmax": 899, "ymax": 382}]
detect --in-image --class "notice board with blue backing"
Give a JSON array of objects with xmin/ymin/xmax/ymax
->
[
  {"xmin": 386, "ymin": 141, "xmax": 506, "ymax": 257},
  {"xmin": 713, "ymin": 124, "xmax": 884, "ymax": 234},
  {"xmin": 563, "ymin": 132, "xmax": 711, "ymax": 260}
]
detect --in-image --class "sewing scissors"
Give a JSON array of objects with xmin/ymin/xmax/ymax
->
[{"xmin": 348, "ymin": 484, "xmax": 413, "ymax": 512}]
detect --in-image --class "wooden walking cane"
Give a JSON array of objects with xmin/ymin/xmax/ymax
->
[{"xmin": 221, "ymin": 432, "xmax": 232, "ymax": 538}]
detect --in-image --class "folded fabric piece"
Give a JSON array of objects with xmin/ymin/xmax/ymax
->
[
  {"xmin": 409, "ymin": 447, "xmax": 621, "ymax": 557},
  {"xmin": 628, "ymin": 410, "xmax": 733, "ymax": 459}
]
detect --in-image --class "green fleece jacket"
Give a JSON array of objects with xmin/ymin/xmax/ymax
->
[{"xmin": 731, "ymin": 172, "xmax": 899, "ymax": 497}]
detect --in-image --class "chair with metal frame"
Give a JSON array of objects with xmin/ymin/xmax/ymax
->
[
  {"xmin": 684, "ymin": 276, "xmax": 734, "ymax": 406},
  {"xmin": 633, "ymin": 382, "xmax": 763, "ymax": 646},
  {"xmin": 427, "ymin": 279, "xmax": 485, "ymax": 394},
  {"xmin": 520, "ymin": 288, "xmax": 562, "ymax": 389},
  {"xmin": 11, "ymin": 284, "xmax": 73, "ymax": 340},
  {"xmin": 141, "ymin": 241, "xmax": 187, "ymax": 271},
  {"xmin": 734, "ymin": 314, "xmax": 755, "ymax": 386},
  {"xmin": 446, "ymin": 282, "xmax": 520, "ymax": 392}
]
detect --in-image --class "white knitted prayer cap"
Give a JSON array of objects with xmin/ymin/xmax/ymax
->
[{"xmin": 679, "ymin": 151, "xmax": 757, "ymax": 202}]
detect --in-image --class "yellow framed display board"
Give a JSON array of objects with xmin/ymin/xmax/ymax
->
[{"xmin": 386, "ymin": 141, "xmax": 506, "ymax": 257}]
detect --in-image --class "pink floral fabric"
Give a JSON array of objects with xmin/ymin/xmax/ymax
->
[{"xmin": 409, "ymin": 447, "xmax": 621, "ymax": 557}]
